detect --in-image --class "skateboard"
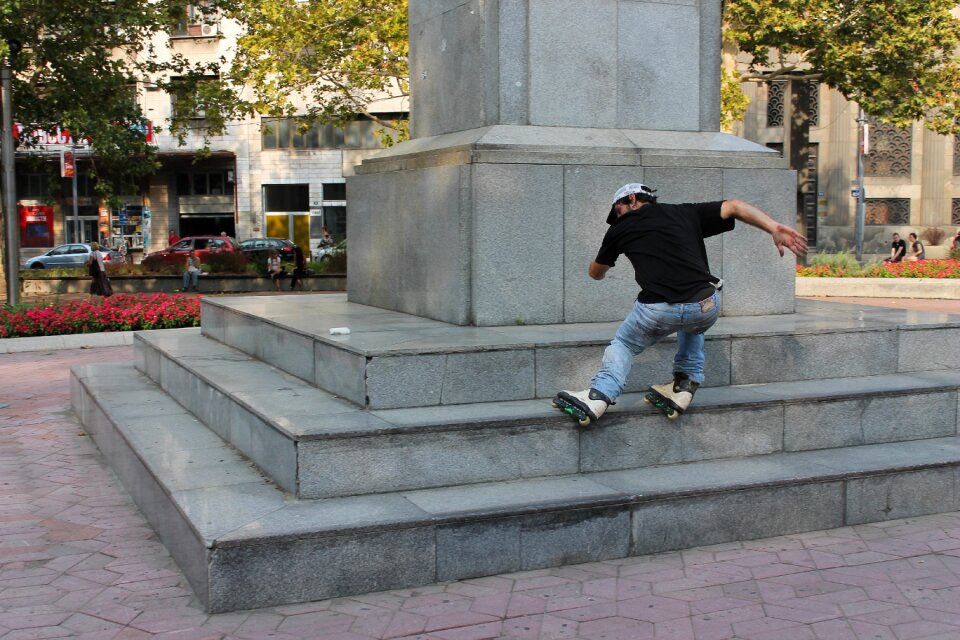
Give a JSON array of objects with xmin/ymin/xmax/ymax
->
[
  {"xmin": 644, "ymin": 387, "xmax": 683, "ymax": 420},
  {"xmin": 552, "ymin": 392, "xmax": 594, "ymax": 427}
]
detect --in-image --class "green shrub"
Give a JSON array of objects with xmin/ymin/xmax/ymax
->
[
  {"xmin": 140, "ymin": 255, "xmax": 182, "ymax": 275},
  {"xmin": 318, "ymin": 249, "xmax": 346, "ymax": 273},
  {"xmin": 808, "ymin": 250, "xmax": 862, "ymax": 274},
  {"xmin": 200, "ymin": 251, "xmax": 250, "ymax": 273}
]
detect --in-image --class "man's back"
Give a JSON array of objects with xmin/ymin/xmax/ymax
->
[{"xmin": 596, "ymin": 202, "xmax": 731, "ymax": 303}]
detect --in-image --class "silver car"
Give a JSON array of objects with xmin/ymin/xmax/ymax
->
[{"xmin": 22, "ymin": 243, "xmax": 120, "ymax": 269}]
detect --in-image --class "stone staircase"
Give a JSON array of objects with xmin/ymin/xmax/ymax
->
[{"xmin": 71, "ymin": 294, "xmax": 960, "ymax": 612}]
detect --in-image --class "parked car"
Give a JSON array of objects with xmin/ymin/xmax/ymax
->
[
  {"xmin": 22, "ymin": 243, "xmax": 121, "ymax": 269},
  {"xmin": 312, "ymin": 239, "xmax": 346, "ymax": 262},
  {"xmin": 238, "ymin": 237, "xmax": 297, "ymax": 262},
  {"xmin": 144, "ymin": 235, "xmax": 241, "ymax": 265}
]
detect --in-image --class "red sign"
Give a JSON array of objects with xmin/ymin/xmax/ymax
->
[
  {"xmin": 14, "ymin": 121, "xmax": 154, "ymax": 147},
  {"xmin": 61, "ymin": 149, "xmax": 75, "ymax": 177},
  {"xmin": 19, "ymin": 205, "xmax": 54, "ymax": 248}
]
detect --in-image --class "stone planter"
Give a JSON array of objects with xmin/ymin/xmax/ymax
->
[
  {"xmin": 21, "ymin": 273, "xmax": 347, "ymax": 296},
  {"xmin": 796, "ymin": 276, "xmax": 960, "ymax": 299}
]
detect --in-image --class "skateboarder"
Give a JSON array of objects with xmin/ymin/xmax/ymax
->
[{"xmin": 554, "ymin": 183, "xmax": 808, "ymax": 426}]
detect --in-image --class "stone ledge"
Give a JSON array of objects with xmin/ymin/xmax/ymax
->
[
  {"xmin": 797, "ymin": 277, "xmax": 960, "ymax": 299},
  {"xmin": 131, "ymin": 327, "xmax": 960, "ymax": 500}
]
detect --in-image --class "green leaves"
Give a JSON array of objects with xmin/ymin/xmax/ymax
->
[
  {"xmin": 226, "ymin": 0, "xmax": 408, "ymax": 139},
  {"xmin": 725, "ymin": 0, "xmax": 960, "ymax": 134}
]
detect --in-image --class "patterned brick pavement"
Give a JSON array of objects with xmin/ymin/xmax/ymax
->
[{"xmin": 5, "ymin": 345, "xmax": 960, "ymax": 639}]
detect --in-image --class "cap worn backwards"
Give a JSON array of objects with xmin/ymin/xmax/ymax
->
[{"xmin": 607, "ymin": 183, "xmax": 657, "ymax": 224}]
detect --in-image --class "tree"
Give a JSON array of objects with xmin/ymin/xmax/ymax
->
[
  {"xmin": 225, "ymin": 0, "xmax": 408, "ymax": 140},
  {"xmin": 724, "ymin": 0, "xmax": 960, "ymax": 134},
  {"xmin": 0, "ymin": 0, "xmax": 246, "ymax": 197}
]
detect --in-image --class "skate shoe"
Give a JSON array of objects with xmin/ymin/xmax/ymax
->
[
  {"xmin": 552, "ymin": 389, "xmax": 611, "ymax": 427},
  {"xmin": 644, "ymin": 373, "xmax": 700, "ymax": 420}
]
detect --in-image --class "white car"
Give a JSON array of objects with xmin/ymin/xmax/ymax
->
[
  {"xmin": 22, "ymin": 243, "xmax": 121, "ymax": 269},
  {"xmin": 312, "ymin": 240, "xmax": 345, "ymax": 262}
]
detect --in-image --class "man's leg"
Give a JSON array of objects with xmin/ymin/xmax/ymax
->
[
  {"xmin": 591, "ymin": 302, "xmax": 668, "ymax": 402},
  {"xmin": 672, "ymin": 331, "xmax": 706, "ymax": 384}
]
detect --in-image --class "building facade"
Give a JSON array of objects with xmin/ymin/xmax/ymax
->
[
  {"xmin": 14, "ymin": 11, "xmax": 406, "ymax": 261},
  {"xmin": 734, "ymin": 80, "xmax": 960, "ymax": 257}
]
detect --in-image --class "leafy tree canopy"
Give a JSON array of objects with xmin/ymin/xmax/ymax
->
[
  {"xmin": 0, "ymin": 0, "xmax": 233, "ymax": 199},
  {"xmin": 725, "ymin": 0, "xmax": 960, "ymax": 134},
  {"xmin": 225, "ymin": 0, "xmax": 408, "ymax": 140}
]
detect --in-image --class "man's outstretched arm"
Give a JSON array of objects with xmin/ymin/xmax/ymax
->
[{"xmin": 720, "ymin": 199, "xmax": 809, "ymax": 257}]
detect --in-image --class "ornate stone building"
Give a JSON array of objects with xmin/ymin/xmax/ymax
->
[{"xmin": 733, "ymin": 81, "xmax": 960, "ymax": 256}]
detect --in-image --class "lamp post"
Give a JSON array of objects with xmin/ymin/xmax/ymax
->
[
  {"xmin": 854, "ymin": 108, "xmax": 868, "ymax": 262},
  {"xmin": 2, "ymin": 40, "xmax": 20, "ymax": 306}
]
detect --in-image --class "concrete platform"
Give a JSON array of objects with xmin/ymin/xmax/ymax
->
[
  {"xmin": 200, "ymin": 294, "xmax": 960, "ymax": 409},
  {"xmin": 71, "ymin": 362, "xmax": 960, "ymax": 612}
]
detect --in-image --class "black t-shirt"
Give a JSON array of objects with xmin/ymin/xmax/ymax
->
[
  {"xmin": 891, "ymin": 239, "xmax": 906, "ymax": 261},
  {"xmin": 595, "ymin": 201, "xmax": 734, "ymax": 304}
]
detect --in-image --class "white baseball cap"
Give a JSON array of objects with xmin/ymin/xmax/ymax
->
[{"xmin": 608, "ymin": 183, "xmax": 657, "ymax": 223}]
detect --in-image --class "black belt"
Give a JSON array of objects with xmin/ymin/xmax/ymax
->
[{"xmin": 681, "ymin": 285, "xmax": 720, "ymax": 304}]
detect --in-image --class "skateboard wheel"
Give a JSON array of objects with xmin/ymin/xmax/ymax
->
[
  {"xmin": 578, "ymin": 417, "xmax": 591, "ymax": 427},
  {"xmin": 551, "ymin": 400, "xmax": 559, "ymax": 408},
  {"xmin": 667, "ymin": 409, "xmax": 680, "ymax": 420},
  {"xmin": 643, "ymin": 395, "xmax": 653, "ymax": 405}
]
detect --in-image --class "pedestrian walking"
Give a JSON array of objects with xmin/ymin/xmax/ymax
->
[
  {"xmin": 553, "ymin": 183, "xmax": 807, "ymax": 425},
  {"xmin": 86, "ymin": 241, "xmax": 113, "ymax": 299}
]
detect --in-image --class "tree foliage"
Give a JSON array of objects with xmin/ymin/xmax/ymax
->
[
  {"xmin": 226, "ymin": 0, "xmax": 408, "ymax": 138},
  {"xmin": 0, "ymin": 0, "xmax": 234, "ymax": 198},
  {"xmin": 725, "ymin": 0, "xmax": 960, "ymax": 134}
]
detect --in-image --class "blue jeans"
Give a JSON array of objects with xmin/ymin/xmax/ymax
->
[
  {"xmin": 182, "ymin": 270, "xmax": 199, "ymax": 290},
  {"xmin": 590, "ymin": 291, "xmax": 721, "ymax": 402}
]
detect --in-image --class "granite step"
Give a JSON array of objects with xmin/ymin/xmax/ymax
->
[
  {"xmin": 133, "ymin": 328, "xmax": 960, "ymax": 499},
  {"xmin": 199, "ymin": 294, "xmax": 960, "ymax": 410},
  {"xmin": 72, "ymin": 361, "xmax": 960, "ymax": 613}
]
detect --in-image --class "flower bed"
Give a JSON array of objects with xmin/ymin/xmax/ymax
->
[
  {"xmin": 0, "ymin": 293, "xmax": 201, "ymax": 339},
  {"xmin": 797, "ymin": 259, "xmax": 960, "ymax": 278}
]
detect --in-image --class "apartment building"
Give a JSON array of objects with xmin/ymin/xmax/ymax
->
[{"xmin": 14, "ymin": 9, "xmax": 407, "ymax": 260}]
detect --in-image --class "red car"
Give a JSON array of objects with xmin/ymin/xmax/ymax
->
[{"xmin": 144, "ymin": 235, "xmax": 241, "ymax": 265}]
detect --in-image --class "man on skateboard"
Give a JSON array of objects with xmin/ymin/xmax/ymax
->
[{"xmin": 553, "ymin": 183, "xmax": 808, "ymax": 426}]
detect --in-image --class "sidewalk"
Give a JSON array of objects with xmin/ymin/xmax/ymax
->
[{"xmin": 3, "ymin": 301, "xmax": 960, "ymax": 638}]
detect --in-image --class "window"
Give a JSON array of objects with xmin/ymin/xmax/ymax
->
[
  {"xmin": 323, "ymin": 183, "xmax": 346, "ymax": 200},
  {"xmin": 260, "ymin": 115, "xmax": 405, "ymax": 150},
  {"xmin": 954, "ymin": 135, "xmax": 960, "ymax": 176},
  {"xmin": 325, "ymin": 206, "xmax": 347, "ymax": 238},
  {"xmin": 865, "ymin": 199, "xmax": 911, "ymax": 225},
  {"xmin": 169, "ymin": 75, "xmax": 218, "ymax": 119},
  {"xmin": 263, "ymin": 184, "xmax": 309, "ymax": 212},
  {"xmin": 176, "ymin": 171, "xmax": 234, "ymax": 196},
  {"xmin": 865, "ymin": 118, "xmax": 912, "ymax": 177},
  {"xmin": 952, "ymin": 199, "xmax": 960, "ymax": 226},
  {"xmin": 16, "ymin": 173, "xmax": 51, "ymax": 199},
  {"xmin": 766, "ymin": 80, "xmax": 819, "ymax": 128},
  {"xmin": 173, "ymin": 2, "xmax": 219, "ymax": 37}
]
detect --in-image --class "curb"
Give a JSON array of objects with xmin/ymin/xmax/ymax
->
[{"xmin": 0, "ymin": 331, "xmax": 134, "ymax": 354}]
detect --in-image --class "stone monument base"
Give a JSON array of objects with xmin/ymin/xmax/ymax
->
[
  {"xmin": 347, "ymin": 126, "xmax": 797, "ymax": 326},
  {"xmin": 72, "ymin": 294, "xmax": 960, "ymax": 611}
]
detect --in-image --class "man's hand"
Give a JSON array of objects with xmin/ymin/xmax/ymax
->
[
  {"xmin": 589, "ymin": 261, "xmax": 610, "ymax": 280},
  {"xmin": 772, "ymin": 223, "xmax": 808, "ymax": 257}
]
